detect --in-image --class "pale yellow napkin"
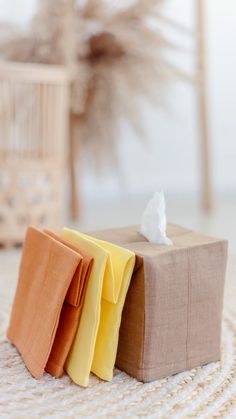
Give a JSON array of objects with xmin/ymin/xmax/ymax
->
[{"xmin": 62, "ymin": 228, "xmax": 135, "ymax": 387}]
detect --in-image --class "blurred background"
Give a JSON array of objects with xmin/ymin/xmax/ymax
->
[{"xmin": 0, "ymin": 0, "xmax": 235, "ymax": 248}]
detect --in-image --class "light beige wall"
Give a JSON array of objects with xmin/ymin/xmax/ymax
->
[{"xmin": 0, "ymin": 0, "xmax": 236, "ymax": 200}]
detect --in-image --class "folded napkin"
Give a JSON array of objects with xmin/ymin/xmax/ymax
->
[
  {"xmin": 62, "ymin": 228, "xmax": 135, "ymax": 387},
  {"xmin": 45, "ymin": 231, "xmax": 93, "ymax": 378},
  {"xmin": 7, "ymin": 227, "xmax": 87, "ymax": 379}
]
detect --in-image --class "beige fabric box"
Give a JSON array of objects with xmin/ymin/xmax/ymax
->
[{"xmin": 91, "ymin": 224, "xmax": 228, "ymax": 382}]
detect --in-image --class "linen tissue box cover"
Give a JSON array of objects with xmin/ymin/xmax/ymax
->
[{"xmin": 90, "ymin": 224, "xmax": 228, "ymax": 382}]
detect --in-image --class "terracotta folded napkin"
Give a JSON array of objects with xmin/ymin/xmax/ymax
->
[
  {"xmin": 7, "ymin": 226, "xmax": 90, "ymax": 379},
  {"xmin": 45, "ymin": 231, "xmax": 93, "ymax": 378},
  {"xmin": 62, "ymin": 228, "xmax": 135, "ymax": 387}
]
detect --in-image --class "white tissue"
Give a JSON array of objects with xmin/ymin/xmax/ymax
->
[{"xmin": 140, "ymin": 191, "xmax": 173, "ymax": 245}]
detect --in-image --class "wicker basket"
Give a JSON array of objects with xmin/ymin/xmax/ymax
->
[{"xmin": 0, "ymin": 62, "xmax": 69, "ymax": 245}]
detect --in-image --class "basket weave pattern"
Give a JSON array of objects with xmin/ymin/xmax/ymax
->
[{"xmin": 0, "ymin": 63, "xmax": 69, "ymax": 245}]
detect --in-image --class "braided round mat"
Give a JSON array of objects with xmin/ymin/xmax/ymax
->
[{"xmin": 1, "ymin": 250, "xmax": 236, "ymax": 418}]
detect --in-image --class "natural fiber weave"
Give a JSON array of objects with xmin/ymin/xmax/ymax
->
[{"xmin": 1, "ymin": 249, "xmax": 236, "ymax": 418}]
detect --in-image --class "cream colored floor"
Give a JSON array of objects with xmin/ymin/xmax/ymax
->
[
  {"xmin": 70, "ymin": 195, "xmax": 236, "ymax": 309},
  {"xmin": 74, "ymin": 195, "xmax": 236, "ymax": 251},
  {"xmin": 1, "ymin": 196, "xmax": 235, "ymax": 307}
]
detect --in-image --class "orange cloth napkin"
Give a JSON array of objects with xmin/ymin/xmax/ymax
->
[
  {"xmin": 7, "ymin": 226, "xmax": 89, "ymax": 379},
  {"xmin": 45, "ymin": 231, "xmax": 92, "ymax": 377}
]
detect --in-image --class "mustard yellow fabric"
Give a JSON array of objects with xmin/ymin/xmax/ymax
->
[
  {"xmin": 62, "ymin": 228, "xmax": 108, "ymax": 387},
  {"xmin": 62, "ymin": 228, "xmax": 135, "ymax": 387}
]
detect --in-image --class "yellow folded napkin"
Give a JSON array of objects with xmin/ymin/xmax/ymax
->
[{"xmin": 62, "ymin": 228, "xmax": 135, "ymax": 387}]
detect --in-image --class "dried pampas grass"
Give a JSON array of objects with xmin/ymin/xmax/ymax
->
[{"xmin": 0, "ymin": 0, "xmax": 176, "ymax": 167}]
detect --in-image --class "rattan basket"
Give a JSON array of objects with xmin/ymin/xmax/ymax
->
[{"xmin": 0, "ymin": 62, "xmax": 69, "ymax": 245}]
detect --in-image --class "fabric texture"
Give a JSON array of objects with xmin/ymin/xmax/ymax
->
[
  {"xmin": 85, "ymin": 234, "xmax": 136, "ymax": 381},
  {"xmin": 7, "ymin": 226, "xmax": 82, "ymax": 379},
  {"xmin": 62, "ymin": 228, "xmax": 110, "ymax": 387},
  {"xmin": 62, "ymin": 228, "xmax": 135, "ymax": 387},
  {"xmin": 91, "ymin": 224, "xmax": 228, "ymax": 382},
  {"xmin": 45, "ymin": 231, "xmax": 93, "ymax": 378}
]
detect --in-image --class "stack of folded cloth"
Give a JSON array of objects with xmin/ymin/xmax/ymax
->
[{"xmin": 7, "ymin": 226, "xmax": 136, "ymax": 387}]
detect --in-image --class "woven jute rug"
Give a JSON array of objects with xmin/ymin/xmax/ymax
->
[{"xmin": 1, "ymin": 249, "xmax": 236, "ymax": 418}]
